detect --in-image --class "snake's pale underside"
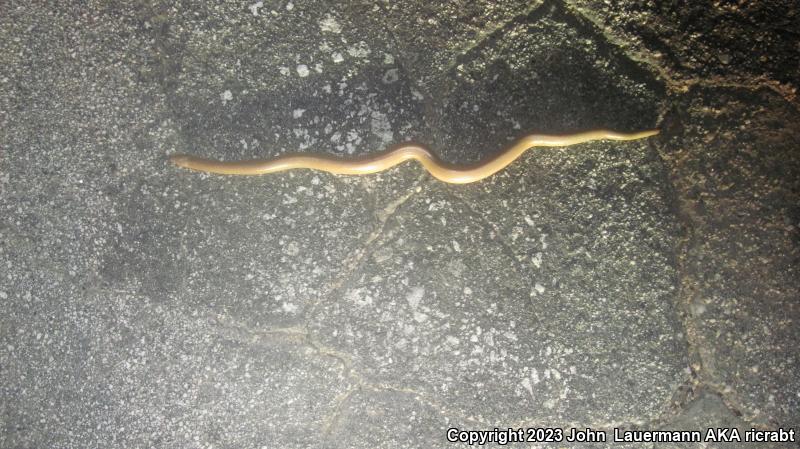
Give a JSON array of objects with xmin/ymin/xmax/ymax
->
[{"xmin": 170, "ymin": 129, "xmax": 659, "ymax": 184}]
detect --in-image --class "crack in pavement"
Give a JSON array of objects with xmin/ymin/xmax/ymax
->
[
  {"xmin": 307, "ymin": 173, "xmax": 427, "ymax": 311},
  {"xmin": 445, "ymin": 187, "xmax": 538, "ymax": 295},
  {"xmin": 560, "ymin": 0, "xmax": 799, "ymax": 108},
  {"xmin": 647, "ymin": 95, "xmax": 772, "ymax": 429}
]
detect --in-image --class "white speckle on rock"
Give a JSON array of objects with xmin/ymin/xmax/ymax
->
[
  {"xmin": 452, "ymin": 240, "xmax": 461, "ymax": 252},
  {"xmin": 406, "ymin": 286, "xmax": 424, "ymax": 309},
  {"xmin": 319, "ymin": 14, "xmax": 341, "ymax": 34},
  {"xmin": 510, "ymin": 226, "xmax": 523, "ymax": 242},
  {"xmin": 521, "ymin": 377, "xmax": 533, "ymax": 396},
  {"xmin": 249, "ymin": 1, "xmax": 263, "ymax": 16},
  {"xmin": 285, "ymin": 2, "xmax": 294, "ymax": 11},
  {"xmin": 221, "ymin": 90, "xmax": 233, "ymax": 104},
  {"xmin": 296, "ymin": 64, "xmax": 309, "ymax": 77},
  {"xmin": 0, "ymin": 291, "xmax": 7, "ymax": 299},
  {"xmin": 524, "ymin": 215, "xmax": 535, "ymax": 226},
  {"xmin": 331, "ymin": 52, "xmax": 344, "ymax": 63},
  {"xmin": 345, "ymin": 288, "xmax": 373, "ymax": 307},
  {"xmin": 283, "ymin": 241, "xmax": 300, "ymax": 256},
  {"xmin": 282, "ymin": 302, "xmax": 298, "ymax": 313},
  {"xmin": 279, "ymin": 66, "xmax": 289, "ymax": 76},
  {"xmin": 383, "ymin": 52, "xmax": 395, "ymax": 65},
  {"xmin": 346, "ymin": 41, "xmax": 371, "ymax": 59},
  {"xmin": 292, "ymin": 127, "xmax": 316, "ymax": 150},
  {"xmin": 534, "ymin": 283, "xmax": 545, "ymax": 294},
  {"xmin": 343, "ymin": 130, "xmax": 362, "ymax": 154},
  {"xmin": 370, "ymin": 109, "xmax": 393, "ymax": 144},
  {"xmin": 292, "ymin": 109, "xmax": 306, "ymax": 119}
]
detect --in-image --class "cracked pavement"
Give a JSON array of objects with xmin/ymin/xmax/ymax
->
[{"xmin": 1, "ymin": 1, "xmax": 798, "ymax": 448}]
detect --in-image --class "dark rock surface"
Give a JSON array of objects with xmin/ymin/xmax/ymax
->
[{"xmin": 1, "ymin": 1, "xmax": 797, "ymax": 448}]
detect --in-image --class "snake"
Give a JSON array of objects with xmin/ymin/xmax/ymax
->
[{"xmin": 169, "ymin": 129, "xmax": 659, "ymax": 184}]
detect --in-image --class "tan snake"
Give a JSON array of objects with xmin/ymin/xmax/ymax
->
[{"xmin": 169, "ymin": 129, "xmax": 659, "ymax": 184}]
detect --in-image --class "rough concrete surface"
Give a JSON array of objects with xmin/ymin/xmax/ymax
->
[{"xmin": 1, "ymin": 1, "xmax": 798, "ymax": 448}]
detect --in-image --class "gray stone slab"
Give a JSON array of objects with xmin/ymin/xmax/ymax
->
[
  {"xmin": 420, "ymin": 2, "xmax": 664, "ymax": 164},
  {"xmin": 2, "ymin": 0, "xmax": 798, "ymax": 448},
  {"xmin": 2, "ymin": 289, "xmax": 350, "ymax": 448},
  {"xmin": 322, "ymin": 388, "xmax": 470, "ymax": 449},
  {"xmin": 353, "ymin": 0, "xmax": 544, "ymax": 86},
  {"xmin": 565, "ymin": 0, "xmax": 800, "ymax": 98},
  {"xmin": 151, "ymin": 0, "xmax": 428, "ymax": 161},
  {"xmin": 657, "ymin": 389, "xmax": 789, "ymax": 449},
  {"xmin": 309, "ymin": 177, "xmax": 687, "ymax": 425},
  {"xmin": 0, "ymin": 2, "xmax": 178, "ymax": 301},
  {"xmin": 0, "ymin": 3, "xmax": 352, "ymax": 447},
  {"xmin": 659, "ymin": 87, "xmax": 800, "ymax": 429}
]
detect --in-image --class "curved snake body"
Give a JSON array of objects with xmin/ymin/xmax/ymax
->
[{"xmin": 170, "ymin": 129, "xmax": 658, "ymax": 184}]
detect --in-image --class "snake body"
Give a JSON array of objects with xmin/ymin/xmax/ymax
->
[{"xmin": 169, "ymin": 129, "xmax": 658, "ymax": 184}]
